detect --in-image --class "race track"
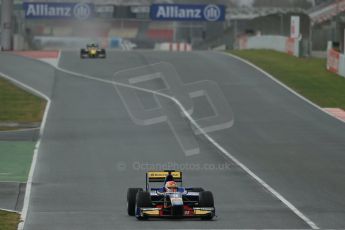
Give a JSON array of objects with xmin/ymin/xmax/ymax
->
[{"xmin": 1, "ymin": 51, "xmax": 345, "ymax": 229}]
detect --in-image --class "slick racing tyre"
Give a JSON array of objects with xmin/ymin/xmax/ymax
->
[
  {"xmin": 127, "ymin": 188, "xmax": 143, "ymax": 216},
  {"xmin": 135, "ymin": 191, "xmax": 152, "ymax": 220},
  {"xmin": 199, "ymin": 191, "xmax": 215, "ymax": 220}
]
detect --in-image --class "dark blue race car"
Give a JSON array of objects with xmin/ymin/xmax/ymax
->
[{"xmin": 127, "ymin": 170, "xmax": 215, "ymax": 220}]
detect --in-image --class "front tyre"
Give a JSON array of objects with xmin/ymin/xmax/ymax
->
[
  {"xmin": 199, "ymin": 191, "xmax": 215, "ymax": 220},
  {"xmin": 127, "ymin": 188, "xmax": 143, "ymax": 216},
  {"xmin": 135, "ymin": 191, "xmax": 152, "ymax": 220}
]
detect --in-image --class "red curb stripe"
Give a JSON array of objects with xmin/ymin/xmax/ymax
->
[
  {"xmin": 12, "ymin": 51, "xmax": 59, "ymax": 59},
  {"xmin": 324, "ymin": 108, "xmax": 345, "ymax": 121}
]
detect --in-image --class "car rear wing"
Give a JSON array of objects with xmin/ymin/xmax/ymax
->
[{"xmin": 146, "ymin": 170, "xmax": 182, "ymax": 190}]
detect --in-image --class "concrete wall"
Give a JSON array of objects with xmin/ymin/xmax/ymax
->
[
  {"xmin": 155, "ymin": 42, "xmax": 192, "ymax": 52},
  {"xmin": 327, "ymin": 47, "xmax": 345, "ymax": 78},
  {"xmin": 236, "ymin": 35, "xmax": 300, "ymax": 57}
]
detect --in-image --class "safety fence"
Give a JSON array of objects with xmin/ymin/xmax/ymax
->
[
  {"xmin": 236, "ymin": 35, "xmax": 300, "ymax": 57},
  {"xmin": 155, "ymin": 42, "xmax": 192, "ymax": 52},
  {"xmin": 326, "ymin": 48, "xmax": 345, "ymax": 78}
]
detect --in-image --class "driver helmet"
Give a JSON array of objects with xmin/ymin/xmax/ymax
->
[{"xmin": 165, "ymin": 181, "xmax": 178, "ymax": 192}]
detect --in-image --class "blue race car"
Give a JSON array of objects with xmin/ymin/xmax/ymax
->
[{"xmin": 127, "ymin": 170, "xmax": 215, "ymax": 220}]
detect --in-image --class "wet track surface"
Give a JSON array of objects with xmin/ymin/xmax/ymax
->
[{"xmin": 1, "ymin": 51, "xmax": 345, "ymax": 229}]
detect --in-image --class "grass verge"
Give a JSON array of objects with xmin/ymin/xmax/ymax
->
[
  {"xmin": 0, "ymin": 77, "xmax": 46, "ymax": 124},
  {"xmin": 230, "ymin": 50, "xmax": 345, "ymax": 110},
  {"xmin": 0, "ymin": 210, "xmax": 20, "ymax": 230},
  {"xmin": 0, "ymin": 77, "xmax": 43, "ymax": 229}
]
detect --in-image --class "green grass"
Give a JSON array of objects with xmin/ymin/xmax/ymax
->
[
  {"xmin": 0, "ymin": 77, "xmax": 46, "ymax": 122},
  {"xmin": 0, "ymin": 210, "xmax": 20, "ymax": 230},
  {"xmin": 230, "ymin": 50, "xmax": 345, "ymax": 110},
  {"xmin": 0, "ymin": 141, "xmax": 35, "ymax": 182},
  {"xmin": 0, "ymin": 78, "xmax": 40, "ymax": 229}
]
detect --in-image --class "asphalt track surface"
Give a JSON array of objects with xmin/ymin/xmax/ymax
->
[
  {"xmin": 0, "ymin": 182, "xmax": 25, "ymax": 211},
  {"xmin": 1, "ymin": 51, "xmax": 345, "ymax": 229},
  {"xmin": 0, "ymin": 129, "xmax": 39, "ymax": 141}
]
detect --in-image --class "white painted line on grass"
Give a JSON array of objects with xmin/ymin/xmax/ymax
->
[
  {"xmin": 225, "ymin": 52, "xmax": 345, "ymax": 125},
  {"xmin": 0, "ymin": 127, "xmax": 40, "ymax": 133},
  {"xmin": 54, "ymin": 59, "xmax": 319, "ymax": 229},
  {"xmin": 0, "ymin": 208, "xmax": 21, "ymax": 214},
  {"xmin": 0, "ymin": 181, "xmax": 23, "ymax": 183}
]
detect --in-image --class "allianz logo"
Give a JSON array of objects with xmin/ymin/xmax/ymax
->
[
  {"xmin": 25, "ymin": 3, "xmax": 91, "ymax": 19},
  {"xmin": 26, "ymin": 4, "xmax": 72, "ymax": 17},
  {"xmin": 155, "ymin": 4, "xmax": 221, "ymax": 21},
  {"xmin": 203, "ymin": 5, "xmax": 221, "ymax": 21},
  {"xmin": 156, "ymin": 6, "xmax": 202, "ymax": 19}
]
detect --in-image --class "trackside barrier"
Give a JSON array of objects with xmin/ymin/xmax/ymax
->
[
  {"xmin": 212, "ymin": 44, "xmax": 226, "ymax": 51},
  {"xmin": 32, "ymin": 36, "xmax": 135, "ymax": 50},
  {"xmin": 236, "ymin": 35, "xmax": 300, "ymax": 57},
  {"xmin": 327, "ymin": 48, "xmax": 345, "ymax": 78},
  {"xmin": 155, "ymin": 42, "xmax": 192, "ymax": 52}
]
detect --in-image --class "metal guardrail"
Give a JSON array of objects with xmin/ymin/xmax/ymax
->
[{"xmin": 228, "ymin": 7, "xmax": 307, "ymax": 20}]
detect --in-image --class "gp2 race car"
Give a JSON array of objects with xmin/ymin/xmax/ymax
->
[
  {"xmin": 127, "ymin": 170, "xmax": 215, "ymax": 220},
  {"xmin": 80, "ymin": 43, "xmax": 106, "ymax": 59}
]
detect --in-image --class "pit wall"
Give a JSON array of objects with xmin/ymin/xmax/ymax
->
[
  {"xmin": 236, "ymin": 35, "xmax": 300, "ymax": 57},
  {"xmin": 326, "ymin": 44, "xmax": 345, "ymax": 78}
]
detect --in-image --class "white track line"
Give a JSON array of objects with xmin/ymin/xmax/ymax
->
[
  {"xmin": 0, "ymin": 208, "xmax": 21, "ymax": 213},
  {"xmin": 0, "ymin": 127, "xmax": 40, "ymax": 133},
  {"xmin": 225, "ymin": 52, "xmax": 345, "ymax": 125},
  {"xmin": 54, "ymin": 59, "xmax": 319, "ymax": 229},
  {"xmin": 0, "ymin": 69, "xmax": 52, "ymax": 230}
]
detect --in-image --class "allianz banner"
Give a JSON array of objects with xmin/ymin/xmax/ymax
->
[
  {"xmin": 150, "ymin": 4, "xmax": 225, "ymax": 22},
  {"xmin": 23, "ymin": 2, "xmax": 94, "ymax": 20}
]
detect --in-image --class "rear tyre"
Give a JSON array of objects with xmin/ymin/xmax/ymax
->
[
  {"xmin": 199, "ymin": 191, "xmax": 215, "ymax": 220},
  {"xmin": 80, "ymin": 49, "xmax": 86, "ymax": 59},
  {"xmin": 135, "ymin": 191, "xmax": 152, "ymax": 220},
  {"xmin": 101, "ymin": 49, "xmax": 106, "ymax": 58},
  {"xmin": 127, "ymin": 188, "xmax": 143, "ymax": 216}
]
